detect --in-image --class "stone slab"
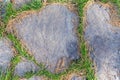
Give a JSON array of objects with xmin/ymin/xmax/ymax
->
[
  {"xmin": 0, "ymin": 38, "xmax": 14, "ymax": 72},
  {"xmin": 8, "ymin": 4, "xmax": 79, "ymax": 73},
  {"xmin": 84, "ymin": 2, "xmax": 120, "ymax": 80},
  {"xmin": 14, "ymin": 60, "xmax": 39, "ymax": 77}
]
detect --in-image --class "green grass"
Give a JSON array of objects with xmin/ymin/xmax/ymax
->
[
  {"xmin": 75, "ymin": 0, "xmax": 95, "ymax": 79},
  {"xmin": 0, "ymin": 0, "xmax": 43, "ymax": 80},
  {"xmin": 0, "ymin": 0, "xmax": 120, "ymax": 80},
  {"xmin": 0, "ymin": 0, "xmax": 42, "ymax": 38},
  {"xmin": 3, "ymin": 0, "xmax": 42, "ymax": 24},
  {"xmin": 7, "ymin": 34, "xmax": 35, "ymax": 61}
]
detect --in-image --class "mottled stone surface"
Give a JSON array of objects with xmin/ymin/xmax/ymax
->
[
  {"xmin": 70, "ymin": 76, "xmax": 85, "ymax": 80},
  {"xmin": 12, "ymin": 0, "xmax": 32, "ymax": 9},
  {"xmin": 85, "ymin": 2, "xmax": 120, "ymax": 80},
  {"xmin": 0, "ymin": 0, "xmax": 9, "ymax": 18},
  {"xmin": 28, "ymin": 76, "xmax": 48, "ymax": 80},
  {"xmin": 0, "ymin": 0, "xmax": 10, "ymax": 2},
  {"xmin": 20, "ymin": 76, "xmax": 48, "ymax": 80},
  {"xmin": 64, "ymin": 73, "xmax": 86, "ymax": 80},
  {"xmin": 14, "ymin": 60, "xmax": 39, "ymax": 77},
  {"xmin": 0, "ymin": 38, "xmax": 14, "ymax": 72},
  {"xmin": 8, "ymin": 4, "xmax": 79, "ymax": 73}
]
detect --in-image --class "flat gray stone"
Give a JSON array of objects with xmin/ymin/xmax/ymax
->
[
  {"xmin": 11, "ymin": 0, "xmax": 32, "ymax": 9},
  {"xmin": 28, "ymin": 76, "xmax": 47, "ymax": 80},
  {"xmin": 8, "ymin": 4, "xmax": 79, "ymax": 73},
  {"xmin": 65, "ymin": 73, "xmax": 86, "ymax": 80},
  {"xmin": 0, "ymin": 0, "xmax": 9, "ymax": 18},
  {"xmin": 0, "ymin": 38, "xmax": 14, "ymax": 72},
  {"xmin": 70, "ymin": 76, "xmax": 86, "ymax": 80},
  {"xmin": 14, "ymin": 60, "xmax": 39, "ymax": 77},
  {"xmin": 19, "ymin": 76, "xmax": 47, "ymax": 80},
  {"xmin": 85, "ymin": 2, "xmax": 120, "ymax": 80}
]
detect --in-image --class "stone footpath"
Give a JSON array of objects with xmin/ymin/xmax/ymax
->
[
  {"xmin": 0, "ymin": 0, "xmax": 120, "ymax": 80},
  {"xmin": 0, "ymin": 0, "xmax": 83, "ymax": 79}
]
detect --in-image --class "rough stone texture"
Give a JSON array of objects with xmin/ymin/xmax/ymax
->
[
  {"xmin": 11, "ymin": 0, "xmax": 32, "ymax": 9},
  {"xmin": 8, "ymin": 4, "xmax": 79, "ymax": 73},
  {"xmin": 28, "ymin": 76, "xmax": 48, "ymax": 80},
  {"xmin": 0, "ymin": 0, "xmax": 10, "ymax": 3},
  {"xmin": 64, "ymin": 73, "xmax": 86, "ymax": 80},
  {"xmin": 19, "ymin": 79, "xmax": 27, "ymax": 80},
  {"xmin": 85, "ymin": 2, "xmax": 120, "ymax": 80},
  {"xmin": 0, "ymin": 0, "xmax": 10, "ymax": 21},
  {"xmin": 0, "ymin": 0, "xmax": 8, "ymax": 18},
  {"xmin": 70, "ymin": 76, "xmax": 85, "ymax": 80},
  {"xmin": 0, "ymin": 38, "xmax": 14, "ymax": 72},
  {"xmin": 19, "ymin": 76, "xmax": 48, "ymax": 80},
  {"xmin": 14, "ymin": 60, "xmax": 39, "ymax": 77}
]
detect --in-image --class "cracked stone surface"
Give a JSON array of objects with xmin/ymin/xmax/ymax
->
[
  {"xmin": 8, "ymin": 4, "xmax": 79, "ymax": 73},
  {"xmin": 84, "ymin": 2, "xmax": 120, "ymax": 80},
  {"xmin": 0, "ymin": 38, "xmax": 14, "ymax": 72},
  {"xmin": 14, "ymin": 60, "xmax": 39, "ymax": 77}
]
